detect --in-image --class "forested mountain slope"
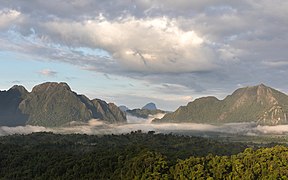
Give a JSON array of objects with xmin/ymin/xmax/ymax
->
[
  {"xmin": 0, "ymin": 82, "xmax": 126, "ymax": 127},
  {"xmin": 155, "ymin": 84, "xmax": 288, "ymax": 125}
]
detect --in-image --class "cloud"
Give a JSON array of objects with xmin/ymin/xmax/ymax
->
[
  {"xmin": 255, "ymin": 125, "xmax": 288, "ymax": 135},
  {"xmin": 0, "ymin": 9, "xmax": 22, "ymax": 30},
  {"xmin": 1, "ymin": 0, "xmax": 288, "ymax": 102},
  {"xmin": 127, "ymin": 113, "xmax": 166, "ymax": 124},
  {"xmin": 1, "ymin": 122, "xmax": 288, "ymax": 137},
  {"xmin": 42, "ymin": 16, "xmax": 217, "ymax": 73},
  {"xmin": 87, "ymin": 119, "xmax": 106, "ymax": 126},
  {"xmin": 0, "ymin": 125, "xmax": 51, "ymax": 136},
  {"xmin": 262, "ymin": 60, "xmax": 288, "ymax": 68},
  {"xmin": 11, "ymin": 80, "xmax": 21, "ymax": 84},
  {"xmin": 38, "ymin": 69, "xmax": 58, "ymax": 77}
]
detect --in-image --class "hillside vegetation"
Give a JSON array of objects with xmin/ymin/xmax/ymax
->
[
  {"xmin": 0, "ymin": 132, "xmax": 287, "ymax": 179},
  {"xmin": 0, "ymin": 82, "xmax": 126, "ymax": 127},
  {"xmin": 156, "ymin": 84, "xmax": 288, "ymax": 125}
]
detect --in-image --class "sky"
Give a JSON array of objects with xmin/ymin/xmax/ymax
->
[{"xmin": 0, "ymin": 0, "xmax": 288, "ymax": 111}]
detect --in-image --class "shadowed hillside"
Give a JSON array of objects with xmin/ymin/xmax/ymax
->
[{"xmin": 0, "ymin": 82, "xmax": 126, "ymax": 127}]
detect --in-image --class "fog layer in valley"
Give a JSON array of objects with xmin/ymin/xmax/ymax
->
[
  {"xmin": 126, "ymin": 113, "xmax": 166, "ymax": 124},
  {"xmin": 1, "ymin": 114, "xmax": 288, "ymax": 137}
]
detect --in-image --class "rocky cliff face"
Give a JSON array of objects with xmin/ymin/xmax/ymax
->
[
  {"xmin": 155, "ymin": 84, "xmax": 288, "ymax": 125},
  {"xmin": 0, "ymin": 82, "xmax": 126, "ymax": 127}
]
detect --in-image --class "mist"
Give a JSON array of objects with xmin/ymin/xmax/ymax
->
[
  {"xmin": 1, "ymin": 118, "xmax": 288, "ymax": 137},
  {"xmin": 126, "ymin": 113, "xmax": 166, "ymax": 124}
]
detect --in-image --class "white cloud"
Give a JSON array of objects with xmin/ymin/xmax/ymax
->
[
  {"xmin": 43, "ymin": 16, "xmax": 217, "ymax": 73},
  {"xmin": 88, "ymin": 119, "xmax": 106, "ymax": 126},
  {"xmin": 255, "ymin": 125, "xmax": 288, "ymax": 135},
  {"xmin": 127, "ymin": 113, "xmax": 166, "ymax": 124},
  {"xmin": 1, "ymin": 122, "xmax": 288, "ymax": 137},
  {"xmin": 0, "ymin": 125, "xmax": 51, "ymax": 136},
  {"xmin": 38, "ymin": 69, "xmax": 58, "ymax": 77},
  {"xmin": 0, "ymin": 9, "xmax": 22, "ymax": 30},
  {"xmin": 262, "ymin": 60, "xmax": 288, "ymax": 68}
]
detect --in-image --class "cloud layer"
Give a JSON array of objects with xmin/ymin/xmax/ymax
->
[
  {"xmin": 1, "ymin": 0, "xmax": 288, "ymax": 104},
  {"xmin": 1, "ymin": 122, "xmax": 288, "ymax": 137}
]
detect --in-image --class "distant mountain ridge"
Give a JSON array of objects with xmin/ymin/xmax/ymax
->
[
  {"xmin": 119, "ymin": 105, "xmax": 129, "ymax": 112},
  {"xmin": 142, "ymin": 103, "xmax": 157, "ymax": 110},
  {"xmin": 0, "ymin": 82, "xmax": 126, "ymax": 127},
  {"xmin": 124, "ymin": 103, "xmax": 166, "ymax": 119},
  {"xmin": 154, "ymin": 84, "xmax": 288, "ymax": 125}
]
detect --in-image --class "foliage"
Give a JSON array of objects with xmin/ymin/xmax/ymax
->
[
  {"xmin": 172, "ymin": 146, "xmax": 288, "ymax": 179},
  {"xmin": 0, "ymin": 132, "xmax": 287, "ymax": 179},
  {"xmin": 0, "ymin": 82, "xmax": 126, "ymax": 127},
  {"xmin": 156, "ymin": 84, "xmax": 288, "ymax": 125}
]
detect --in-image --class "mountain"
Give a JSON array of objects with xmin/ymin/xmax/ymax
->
[
  {"xmin": 142, "ymin": 103, "xmax": 157, "ymax": 111},
  {"xmin": 0, "ymin": 82, "xmax": 126, "ymax": 127},
  {"xmin": 126, "ymin": 103, "xmax": 165, "ymax": 119},
  {"xmin": 119, "ymin": 105, "xmax": 130, "ymax": 112},
  {"xmin": 154, "ymin": 84, "xmax": 288, "ymax": 125},
  {"xmin": 0, "ymin": 85, "xmax": 29, "ymax": 126},
  {"xmin": 142, "ymin": 102, "xmax": 157, "ymax": 110}
]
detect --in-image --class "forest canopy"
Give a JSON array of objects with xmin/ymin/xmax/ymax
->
[{"xmin": 0, "ymin": 132, "xmax": 287, "ymax": 179}]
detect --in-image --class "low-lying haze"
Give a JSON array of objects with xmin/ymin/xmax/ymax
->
[{"xmin": 1, "ymin": 116, "xmax": 288, "ymax": 137}]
